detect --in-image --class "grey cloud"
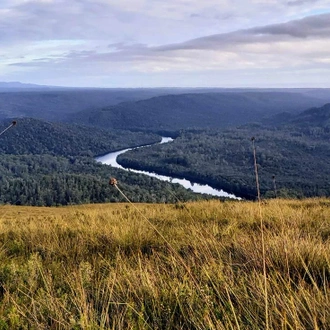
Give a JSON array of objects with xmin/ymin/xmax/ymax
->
[
  {"xmin": 3, "ymin": 1, "xmax": 330, "ymax": 87},
  {"xmin": 157, "ymin": 13, "xmax": 330, "ymax": 51},
  {"xmin": 252, "ymin": 13, "xmax": 330, "ymax": 38},
  {"xmin": 287, "ymin": 0, "xmax": 322, "ymax": 6},
  {"xmin": 8, "ymin": 12, "xmax": 330, "ymax": 71},
  {"xmin": 2, "ymin": 0, "xmax": 328, "ymax": 52}
]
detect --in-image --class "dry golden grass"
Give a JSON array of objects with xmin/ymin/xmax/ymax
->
[{"xmin": 0, "ymin": 198, "xmax": 330, "ymax": 329}]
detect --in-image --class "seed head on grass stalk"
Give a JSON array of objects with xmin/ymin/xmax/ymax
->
[
  {"xmin": 109, "ymin": 177, "xmax": 118, "ymax": 187},
  {"xmin": 0, "ymin": 120, "xmax": 17, "ymax": 137}
]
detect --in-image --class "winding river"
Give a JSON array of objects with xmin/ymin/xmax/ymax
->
[{"xmin": 96, "ymin": 137, "xmax": 239, "ymax": 199}]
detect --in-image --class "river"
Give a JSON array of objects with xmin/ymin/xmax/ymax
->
[{"xmin": 96, "ymin": 137, "xmax": 240, "ymax": 199}]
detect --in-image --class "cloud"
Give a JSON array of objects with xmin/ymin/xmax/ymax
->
[
  {"xmin": 1, "ymin": 1, "xmax": 330, "ymax": 87},
  {"xmin": 287, "ymin": 0, "xmax": 323, "ymax": 6},
  {"xmin": 1, "ymin": 0, "xmax": 329, "ymax": 46},
  {"xmin": 8, "ymin": 13, "xmax": 330, "ymax": 74},
  {"xmin": 157, "ymin": 13, "xmax": 330, "ymax": 51}
]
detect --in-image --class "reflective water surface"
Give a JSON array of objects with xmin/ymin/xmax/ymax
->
[{"xmin": 96, "ymin": 137, "xmax": 239, "ymax": 199}]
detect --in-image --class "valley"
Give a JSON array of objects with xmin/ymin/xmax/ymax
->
[
  {"xmin": 2, "ymin": 1, "xmax": 330, "ymax": 328},
  {"xmin": 1, "ymin": 88, "xmax": 330, "ymax": 204},
  {"xmin": 96, "ymin": 137, "xmax": 239, "ymax": 198}
]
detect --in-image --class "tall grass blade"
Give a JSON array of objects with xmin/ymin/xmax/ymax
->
[
  {"xmin": 251, "ymin": 136, "xmax": 269, "ymax": 330},
  {"xmin": 272, "ymin": 175, "xmax": 277, "ymax": 198}
]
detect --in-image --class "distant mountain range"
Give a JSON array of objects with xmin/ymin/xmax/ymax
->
[
  {"xmin": 0, "ymin": 88, "xmax": 206, "ymax": 120},
  {"xmin": 1, "ymin": 85, "xmax": 330, "ymax": 131},
  {"xmin": 69, "ymin": 91, "xmax": 330, "ymax": 131},
  {"xmin": 0, "ymin": 81, "xmax": 54, "ymax": 90}
]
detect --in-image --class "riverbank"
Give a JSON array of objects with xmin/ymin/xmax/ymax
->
[{"xmin": 96, "ymin": 137, "xmax": 239, "ymax": 199}]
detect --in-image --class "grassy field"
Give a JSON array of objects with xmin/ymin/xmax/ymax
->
[{"xmin": 0, "ymin": 199, "xmax": 330, "ymax": 329}]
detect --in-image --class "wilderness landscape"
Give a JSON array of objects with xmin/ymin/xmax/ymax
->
[
  {"xmin": 1, "ymin": 85, "xmax": 330, "ymax": 328},
  {"xmin": 2, "ymin": 0, "xmax": 330, "ymax": 327},
  {"xmin": 1, "ymin": 88, "xmax": 330, "ymax": 204}
]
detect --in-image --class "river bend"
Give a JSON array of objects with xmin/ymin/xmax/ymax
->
[{"xmin": 96, "ymin": 137, "xmax": 239, "ymax": 199}]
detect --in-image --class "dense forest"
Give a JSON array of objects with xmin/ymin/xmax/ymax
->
[
  {"xmin": 0, "ymin": 154, "xmax": 210, "ymax": 206},
  {"xmin": 0, "ymin": 118, "xmax": 160, "ymax": 157},
  {"xmin": 118, "ymin": 104, "xmax": 330, "ymax": 199},
  {"xmin": 1, "ymin": 89, "xmax": 330, "ymax": 205},
  {"xmin": 69, "ymin": 91, "xmax": 329, "ymax": 131},
  {"xmin": 0, "ymin": 119, "xmax": 213, "ymax": 205}
]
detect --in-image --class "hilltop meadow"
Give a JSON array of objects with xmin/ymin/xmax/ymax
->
[{"xmin": 0, "ymin": 198, "xmax": 330, "ymax": 329}]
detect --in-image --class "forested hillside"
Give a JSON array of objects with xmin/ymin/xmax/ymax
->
[
  {"xmin": 0, "ymin": 87, "xmax": 260, "ymax": 121},
  {"xmin": 70, "ymin": 91, "xmax": 328, "ymax": 131},
  {"xmin": 0, "ymin": 118, "xmax": 211, "ymax": 205},
  {"xmin": 289, "ymin": 103, "xmax": 330, "ymax": 128},
  {"xmin": 1, "ymin": 88, "xmax": 328, "ymax": 130},
  {"xmin": 0, "ymin": 155, "xmax": 206, "ymax": 205},
  {"xmin": 0, "ymin": 118, "xmax": 160, "ymax": 157},
  {"xmin": 118, "ymin": 103, "xmax": 330, "ymax": 199},
  {"xmin": 0, "ymin": 88, "xmax": 202, "ymax": 121},
  {"xmin": 1, "ymin": 91, "xmax": 330, "ymax": 205}
]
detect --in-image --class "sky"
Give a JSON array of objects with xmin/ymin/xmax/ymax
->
[{"xmin": 1, "ymin": 0, "xmax": 330, "ymax": 88}]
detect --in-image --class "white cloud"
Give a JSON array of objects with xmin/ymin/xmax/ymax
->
[{"xmin": 1, "ymin": 0, "xmax": 330, "ymax": 86}]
